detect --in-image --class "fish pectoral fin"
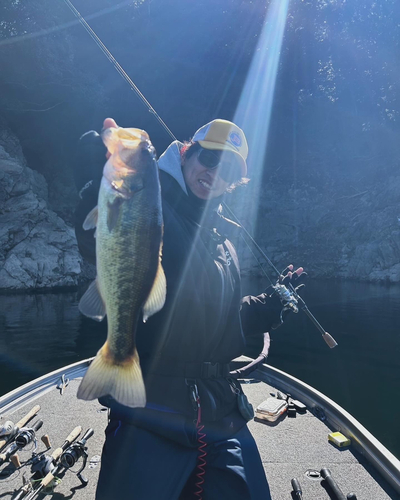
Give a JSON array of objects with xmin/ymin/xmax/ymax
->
[
  {"xmin": 143, "ymin": 258, "xmax": 167, "ymax": 322},
  {"xmin": 78, "ymin": 278, "xmax": 106, "ymax": 321},
  {"xmin": 77, "ymin": 344, "xmax": 146, "ymax": 408},
  {"xmin": 107, "ymin": 197, "xmax": 124, "ymax": 232},
  {"xmin": 83, "ymin": 206, "xmax": 99, "ymax": 231}
]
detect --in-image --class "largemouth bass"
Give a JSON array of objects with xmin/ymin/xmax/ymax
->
[{"xmin": 77, "ymin": 127, "xmax": 166, "ymax": 408}]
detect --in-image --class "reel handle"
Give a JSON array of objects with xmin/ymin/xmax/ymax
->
[
  {"xmin": 10, "ymin": 454, "xmax": 21, "ymax": 468},
  {"xmin": 77, "ymin": 472, "xmax": 88, "ymax": 486},
  {"xmin": 41, "ymin": 434, "xmax": 51, "ymax": 449}
]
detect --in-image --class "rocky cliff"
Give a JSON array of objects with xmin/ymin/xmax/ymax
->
[
  {"xmin": 0, "ymin": 126, "xmax": 84, "ymax": 290},
  {"xmin": 230, "ymin": 110, "xmax": 400, "ymax": 283},
  {"xmin": 233, "ymin": 174, "xmax": 400, "ymax": 283},
  {"xmin": 1, "ymin": 0, "xmax": 399, "ymax": 290},
  {"xmin": 1, "ymin": 117, "xmax": 400, "ymax": 293}
]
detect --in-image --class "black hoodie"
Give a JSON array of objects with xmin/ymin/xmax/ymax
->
[{"xmin": 74, "ymin": 132, "xmax": 281, "ymax": 437}]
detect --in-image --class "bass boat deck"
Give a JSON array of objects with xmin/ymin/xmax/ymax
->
[{"xmin": 0, "ymin": 356, "xmax": 399, "ymax": 500}]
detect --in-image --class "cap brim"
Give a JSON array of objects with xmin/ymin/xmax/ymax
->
[{"xmin": 198, "ymin": 140, "xmax": 247, "ymax": 177}]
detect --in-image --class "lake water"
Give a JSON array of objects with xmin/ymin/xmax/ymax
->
[{"xmin": 0, "ymin": 280, "xmax": 399, "ymax": 459}]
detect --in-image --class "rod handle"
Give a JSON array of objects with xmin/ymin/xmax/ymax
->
[
  {"xmin": 0, "ymin": 437, "xmax": 8, "ymax": 451},
  {"xmin": 291, "ymin": 477, "xmax": 302, "ymax": 496},
  {"xmin": 321, "ymin": 468, "xmax": 346, "ymax": 500},
  {"xmin": 52, "ymin": 426, "xmax": 82, "ymax": 460},
  {"xmin": 64, "ymin": 426, "xmax": 82, "ymax": 447},
  {"xmin": 16, "ymin": 405, "xmax": 41, "ymax": 429},
  {"xmin": 31, "ymin": 420, "xmax": 43, "ymax": 432},
  {"xmin": 52, "ymin": 447, "xmax": 63, "ymax": 461},
  {"xmin": 12, "ymin": 485, "xmax": 31, "ymax": 500},
  {"xmin": 80, "ymin": 428, "xmax": 94, "ymax": 444},
  {"xmin": 41, "ymin": 470, "xmax": 56, "ymax": 488},
  {"xmin": 323, "ymin": 332, "xmax": 338, "ymax": 349}
]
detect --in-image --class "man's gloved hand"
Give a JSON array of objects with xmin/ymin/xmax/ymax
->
[
  {"xmin": 240, "ymin": 264, "xmax": 308, "ymax": 340},
  {"xmin": 240, "ymin": 265, "xmax": 307, "ymax": 362},
  {"xmin": 265, "ymin": 265, "xmax": 307, "ymax": 328}
]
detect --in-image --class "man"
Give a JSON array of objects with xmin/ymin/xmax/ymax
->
[{"xmin": 74, "ymin": 118, "xmax": 305, "ymax": 499}]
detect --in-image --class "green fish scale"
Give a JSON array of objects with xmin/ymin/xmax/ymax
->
[{"xmin": 97, "ymin": 174, "xmax": 162, "ymax": 363}]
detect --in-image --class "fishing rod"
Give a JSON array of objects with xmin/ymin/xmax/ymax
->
[
  {"xmin": 12, "ymin": 425, "xmax": 83, "ymax": 500},
  {"xmin": 222, "ymin": 203, "xmax": 338, "ymax": 349},
  {"xmin": 61, "ymin": 0, "xmax": 337, "ymax": 349},
  {"xmin": 61, "ymin": 0, "xmax": 176, "ymax": 142},
  {"xmin": 0, "ymin": 405, "xmax": 41, "ymax": 452},
  {"xmin": 0, "ymin": 419, "xmax": 43, "ymax": 469}
]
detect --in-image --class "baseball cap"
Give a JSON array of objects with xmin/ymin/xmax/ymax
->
[{"xmin": 192, "ymin": 119, "xmax": 248, "ymax": 177}]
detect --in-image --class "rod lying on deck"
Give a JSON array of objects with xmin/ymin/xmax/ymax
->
[
  {"xmin": 0, "ymin": 405, "xmax": 40, "ymax": 452},
  {"xmin": 12, "ymin": 426, "xmax": 82, "ymax": 500}
]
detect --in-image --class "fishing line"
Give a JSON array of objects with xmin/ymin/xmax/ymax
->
[
  {"xmin": 239, "ymin": 234, "xmax": 274, "ymax": 287},
  {"xmin": 62, "ymin": 0, "xmax": 337, "ymax": 348},
  {"xmin": 222, "ymin": 202, "xmax": 282, "ymax": 278},
  {"xmin": 0, "ymin": 1, "xmax": 137, "ymax": 48},
  {"xmin": 222, "ymin": 202, "xmax": 338, "ymax": 348},
  {"xmin": 61, "ymin": 0, "xmax": 177, "ymax": 142}
]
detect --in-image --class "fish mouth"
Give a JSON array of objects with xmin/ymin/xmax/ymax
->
[{"xmin": 102, "ymin": 127, "xmax": 151, "ymax": 155}]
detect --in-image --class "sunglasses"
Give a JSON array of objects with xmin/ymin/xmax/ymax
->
[{"xmin": 197, "ymin": 148, "xmax": 242, "ymax": 183}]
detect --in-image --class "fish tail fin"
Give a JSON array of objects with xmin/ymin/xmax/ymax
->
[{"xmin": 77, "ymin": 343, "xmax": 146, "ymax": 408}]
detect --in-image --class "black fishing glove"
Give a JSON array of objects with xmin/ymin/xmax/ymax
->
[{"xmin": 240, "ymin": 265, "xmax": 307, "ymax": 335}]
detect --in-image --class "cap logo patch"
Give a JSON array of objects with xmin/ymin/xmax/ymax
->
[{"xmin": 229, "ymin": 132, "xmax": 242, "ymax": 148}]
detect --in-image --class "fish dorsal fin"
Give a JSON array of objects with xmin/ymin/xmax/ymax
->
[
  {"xmin": 143, "ymin": 257, "xmax": 166, "ymax": 323},
  {"xmin": 83, "ymin": 206, "xmax": 99, "ymax": 231},
  {"xmin": 79, "ymin": 278, "xmax": 106, "ymax": 321}
]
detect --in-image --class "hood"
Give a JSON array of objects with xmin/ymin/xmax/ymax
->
[
  {"xmin": 157, "ymin": 140, "xmax": 241, "ymax": 239},
  {"xmin": 157, "ymin": 140, "xmax": 188, "ymax": 195}
]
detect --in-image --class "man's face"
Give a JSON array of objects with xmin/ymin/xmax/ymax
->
[{"xmin": 182, "ymin": 151, "xmax": 231, "ymax": 200}]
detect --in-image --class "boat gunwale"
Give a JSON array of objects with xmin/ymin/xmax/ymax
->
[
  {"xmin": 0, "ymin": 358, "xmax": 93, "ymax": 416},
  {"xmin": 250, "ymin": 358, "xmax": 400, "ymax": 494},
  {"xmin": 0, "ymin": 357, "xmax": 399, "ymax": 494}
]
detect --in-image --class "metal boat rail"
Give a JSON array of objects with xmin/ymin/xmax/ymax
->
[
  {"xmin": 0, "ymin": 359, "xmax": 92, "ymax": 416},
  {"xmin": 234, "ymin": 357, "xmax": 400, "ymax": 495}
]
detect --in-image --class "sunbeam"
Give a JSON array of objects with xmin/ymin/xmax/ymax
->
[{"xmin": 232, "ymin": 0, "xmax": 290, "ymax": 230}]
